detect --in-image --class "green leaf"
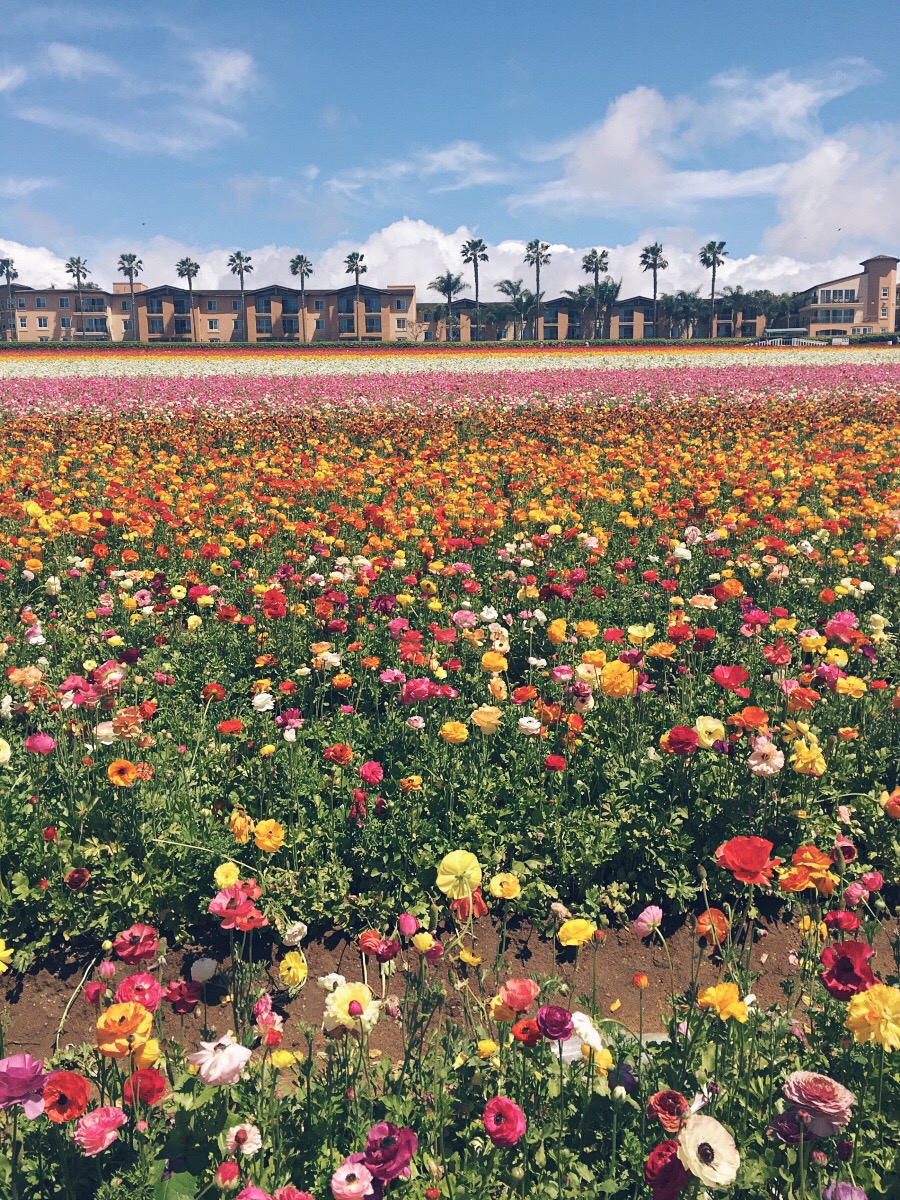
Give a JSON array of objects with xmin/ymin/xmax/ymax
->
[{"xmin": 152, "ymin": 1169, "xmax": 198, "ymax": 1200}]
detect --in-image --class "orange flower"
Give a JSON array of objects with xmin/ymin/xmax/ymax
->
[
  {"xmin": 696, "ymin": 908, "xmax": 729, "ymax": 943},
  {"xmin": 107, "ymin": 759, "xmax": 137, "ymax": 788},
  {"xmin": 323, "ymin": 743, "xmax": 353, "ymax": 765}
]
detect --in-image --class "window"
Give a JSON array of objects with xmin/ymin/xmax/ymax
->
[
  {"xmin": 338, "ymin": 296, "xmax": 354, "ymax": 314},
  {"xmin": 314, "ymin": 299, "xmax": 324, "ymax": 311},
  {"xmin": 18, "ymin": 316, "xmax": 26, "ymax": 328},
  {"xmin": 174, "ymin": 318, "xmax": 192, "ymax": 336},
  {"xmin": 395, "ymin": 298, "xmax": 407, "ymax": 311},
  {"xmin": 424, "ymin": 330, "xmax": 434, "ymax": 341},
  {"xmin": 37, "ymin": 317, "xmax": 48, "ymax": 329},
  {"xmin": 17, "ymin": 297, "xmax": 25, "ymax": 308},
  {"xmin": 339, "ymin": 316, "xmax": 355, "ymax": 334},
  {"xmin": 36, "ymin": 297, "xmax": 47, "ymax": 309},
  {"xmin": 38, "ymin": 336, "xmax": 49, "ymax": 343},
  {"xmin": 207, "ymin": 299, "xmax": 218, "ymax": 312},
  {"xmin": 121, "ymin": 299, "xmax": 131, "ymax": 312},
  {"xmin": 282, "ymin": 297, "xmax": 299, "ymax": 314},
  {"xmin": 85, "ymin": 317, "xmax": 108, "ymax": 332},
  {"xmin": 365, "ymin": 296, "xmax": 381, "ymax": 313},
  {"xmin": 59, "ymin": 297, "xmax": 69, "ymax": 309},
  {"xmin": 256, "ymin": 317, "xmax": 272, "ymax": 334},
  {"xmin": 256, "ymin": 297, "xmax": 271, "ymax": 314},
  {"xmin": 395, "ymin": 317, "xmax": 407, "ymax": 331},
  {"xmin": 208, "ymin": 319, "xmax": 219, "ymax": 332},
  {"xmin": 148, "ymin": 318, "xmax": 164, "ymax": 335},
  {"xmin": 209, "ymin": 337, "xmax": 220, "ymax": 343},
  {"xmin": 882, "ymin": 287, "xmax": 889, "ymax": 299},
  {"xmin": 282, "ymin": 317, "xmax": 298, "ymax": 334},
  {"xmin": 881, "ymin": 305, "xmax": 889, "ymax": 318},
  {"xmin": 60, "ymin": 316, "xmax": 71, "ymax": 329},
  {"xmin": 173, "ymin": 298, "xmax": 190, "ymax": 315},
  {"xmin": 232, "ymin": 299, "xmax": 242, "ymax": 311},
  {"xmin": 365, "ymin": 316, "xmax": 382, "ymax": 333},
  {"xmin": 147, "ymin": 298, "xmax": 163, "ymax": 314},
  {"xmin": 852, "ymin": 327, "xmax": 873, "ymax": 334},
  {"xmin": 233, "ymin": 317, "xmax": 243, "ymax": 330},
  {"xmin": 315, "ymin": 318, "xmax": 324, "ymax": 330},
  {"xmin": 123, "ymin": 319, "xmax": 133, "ymax": 333}
]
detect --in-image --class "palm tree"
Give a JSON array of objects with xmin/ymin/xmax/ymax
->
[
  {"xmin": 639, "ymin": 243, "xmax": 668, "ymax": 337},
  {"xmin": 673, "ymin": 288, "xmax": 703, "ymax": 339},
  {"xmin": 563, "ymin": 284, "xmax": 595, "ymax": 340},
  {"xmin": 597, "ymin": 276, "xmax": 622, "ymax": 338},
  {"xmin": 658, "ymin": 292, "xmax": 679, "ymax": 339},
  {"xmin": 523, "ymin": 239, "xmax": 551, "ymax": 339},
  {"xmin": 720, "ymin": 285, "xmax": 748, "ymax": 339},
  {"xmin": 117, "ymin": 253, "xmax": 143, "ymax": 343},
  {"xmin": 0, "ymin": 258, "xmax": 18, "ymax": 342},
  {"xmin": 429, "ymin": 272, "xmax": 467, "ymax": 341},
  {"xmin": 460, "ymin": 238, "xmax": 489, "ymax": 341},
  {"xmin": 65, "ymin": 256, "xmax": 90, "ymax": 340},
  {"xmin": 344, "ymin": 252, "xmax": 367, "ymax": 343},
  {"xmin": 176, "ymin": 257, "xmax": 200, "ymax": 341},
  {"xmin": 227, "ymin": 251, "xmax": 253, "ymax": 341},
  {"xmin": 289, "ymin": 254, "xmax": 314, "ymax": 343},
  {"xmin": 581, "ymin": 248, "xmax": 609, "ymax": 341},
  {"xmin": 699, "ymin": 240, "xmax": 728, "ymax": 338},
  {"xmin": 495, "ymin": 279, "xmax": 527, "ymax": 340}
]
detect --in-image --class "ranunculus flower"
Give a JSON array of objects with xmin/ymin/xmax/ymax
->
[
  {"xmin": 822, "ymin": 1183, "xmax": 869, "ymax": 1200},
  {"xmin": 435, "ymin": 850, "xmax": 482, "ymax": 899},
  {"xmin": 647, "ymin": 1090, "xmax": 690, "ymax": 1133},
  {"xmin": 331, "ymin": 1153, "xmax": 375, "ymax": 1198},
  {"xmin": 163, "ymin": 979, "xmax": 203, "ymax": 1013},
  {"xmin": 115, "ymin": 972, "xmax": 161, "ymax": 1012},
  {"xmin": 483, "ymin": 1096, "xmax": 526, "ymax": 1147},
  {"xmin": 819, "ymin": 942, "xmax": 876, "ymax": 1001},
  {"xmin": 499, "ymin": 978, "xmax": 540, "ymax": 1012},
  {"xmin": 665, "ymin": 726, "xmax": 700, "ymax": 756},
  {"xmin": 23, "ymin": 733, "xmax": 56, "ymax": 755},
  {"xmin": 715, "ymin": 836, "xmax": 781, "ymax": 885},
  {"xmin": 358, "ymin": 760, "xmax": 384, "ymax": 785},
  {"xmin": 112, "ymin": 923, "xmax": 159, "ymax": 965},
  {"xmin": 123, "ymin": 1068, "xmax": 166, "ymax": 1106},
  {"xmin": 187, "ymin": 1035, "xmax": 252, "ymax": 1086},
  {"xmin": 363, "ymin": 1120, "xmax": 418, "ymax": 1181},
  {"xmin": 823, "ymin": 911, "xmax": 860, "ymax": 934},
  {"xmin": 782, "ymin": 1071, "xmax": 855, "ymax": 1137},
  {"xmin": 512, "ymin": 1018, "xmax": 541, "ymax": 1046},
  {"xmin": 42, "ymin": 1071, "xmax": 90, "ymax": 1123},
  {"xmin": 644, "ymin": 1139, "xmax": 690, "ymax": 1200},
  {"xmin": 74, "ymin": 1106, "xmax": 128, "ymax": 1156},
  {"xmin": 226, "ymin": 1122, "xmax": 263, "ymax": 1156},
  {"xmin": 677, "ymin": 1114, "xmax": 740, "ymax": 1188},
  {"xmin": 633, "ymin": 905, "xmax": 663, "ymax": 938},
  {"xmin": 536, "ymin": 1004, "xmax": 574, "ymax": 1042},
  {"xmin": 0, "ymin": 1054, "xmax": 48, "ymax": 1118}
]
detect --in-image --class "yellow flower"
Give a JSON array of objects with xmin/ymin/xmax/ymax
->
[
  {"xmin": 436, "ymin": 850, "xmax": 482, "ymax": 899},
  {"xmin": 791, "ymin": 740, "xmax": 826, "ymax": 777},
  {"xmin": 259, "ymin": 744, "xmax": 276, "ymax": 757},
  {"xmin": 481, "ymin": 650, "xmax": 508, "ymax": 674},
  {"xmin": 133, "ymin": 1038, "xmax": 161, "ymax": 1070},
  {"xmin": 96, "ymin": 1002, "xmax": 153, "ymax": 1058},
  {"xmin": 645, "ymin": 641, "xmax": 676, "ymax": 659},
  {"xmin": 477, "ymin": 1039, "xmax": 499, "ymax": 1059},
  {"xmin": 412, "ymin": 931, "xmax": 435, "ymax": 954},
  {"xmin": 459, "ymin": 947, "xmax": 483, "ymax": 966},
  {"xmin": 697, "ymin": 982, "xmax": 748, "ymax": 1023},
  {"xmin": 229, "ymin": 808, "xmax": 254, "ymax": 845},
  {"xmin": 575, "ymin": 620, "xmax": 599, "ymax": 640},
  {"xmin": 271, "ymin": 1049, "xmax": 297, "ymax": 1069},
  {"xmin": 581, "ymin": 1044, "xmax": 613, "ymax": 1074},
  {"xmin": 581, "ymin": 648, "xmax": 607, "ymax": 668},
  {"xmin": 845, "ymin": 983, "xmax": 900, "ymax": 1051},
  {"xmin": 547, "ymin": 619, "xmax": 567, "ymax": 645},
  {"xmin": 627, "ymin": 622, "xmax": 655, "ymax": 645},
  {"xmin": 440, "ymin": 720, "xmax": 469, "ymax": 745},
  {"xmin": 557, "ymin": 918, "xmax": 596, "ymax": 948},
  {"xmin": 470, "ymin": 705, "xmax": 503, "ymax": 735},
  {"xmin": 694, "ymin": 715, "xmax": 725, "ymax": 749},
  {"xmin": 186, "ymin": 615, "xmax": 202, "ymax": 632},
  {"xmin": 599, "ymin": 660, "xmax": 637, "ymax": 699},
  {"xmin": 279, "ymin": 950, "xmax": 308, "ymax": 988},
  {"xmin": 214, "ymin": 862, "xmax": 241, "ymax": 890},
  {"xmin": 489, "ymin": 995, "xmax": 517, "ymax": 1023},
  {"xmin": 400, "ymin": 774, "xmax": 422, "ymax": 792},
  {"xmin": 835, "ymin": 676, "xmax": 867, "ymax": 699},
  {"xmin": 254, "ymin": 819, "xmax": 285, "ymax": 853},
  {"xmin": 0, "ymin": 939, "xmax": 13, "ymax": 974},
  {"xmin": 488, "ymin": 872, "xmax": 521, "ymax": 900}
]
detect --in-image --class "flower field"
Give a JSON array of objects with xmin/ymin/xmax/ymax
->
[{"xmin": 0, "ymin": 348, "xmax": 897, "ymax": 1198}]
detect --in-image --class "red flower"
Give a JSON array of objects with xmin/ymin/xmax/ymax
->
[
  {"xmin": 512, "ymin": 1019, "xmax": 541, "ymax": 1047},
  {"xmin": 112, "ymin": 923, "xmax": 159, "ymax": 965},
  {"xmin": 450, "ymin": 887, "xmax": 488, "ymax": 921},
  {"xmin": 324, "ymin": 743, "xmax": 353, "ymax": 765},
  {"xmin": 646, "ymin": 1090, "xmax": 689, "ymax": 1133},
  {"xmin": 216, "ymin": 718, "xmax": 244, "ymax": 735},
  {"xmin": 824, "ymin": 910, "xmax": 860, "ymax": 934},
  {"xmin": 162, "ymin": 979, "xmax": 203, "ymax": 1014},
  {"xmin": 819, "ymin": 941, "xmax": 877, "ymax": 1001},
  {"xmin": 710, "ymin": 664, "xmax": 750, "ymax": 697},
  {"xmin": 665, "ymin": 726, "xmax": 700, "ymax": 756},
  {"xmin": 202, "ymin": 683, "xmax": 226, "ymax": 702},
  {"xmin": 64, "ymin": 867, "xmax": 91, "ymax": 891},
  {"xmin": 42, "ymin": 827, "xmax": 57, "ymax": 842},
  {"xmin": 644, "ymin": 1140, "xmax": 690, "ymax": 1200},
  {"xmin": 123, "ymin": 1068, "xmax": 166, "ymax": 1106},
  {"xmin": 42, "ymin": 1071, "xmax": 90, "ymax": 1123},
  {"xmin": 715, "ymin": 836, "xmax": 781, "ymax": 885},
  {"xmin": 544, "ymin": 754, "xmax": 567, "ymax": 772}
]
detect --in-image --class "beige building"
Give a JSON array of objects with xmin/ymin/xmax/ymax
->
[{"xmin": 799, "ymin": 255, "xmax": 898, "ymax": 338}]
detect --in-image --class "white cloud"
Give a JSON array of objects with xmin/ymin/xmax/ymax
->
[
  {"xmin": 326, "ymin": 140, "xmax": 511, "ymax": 203},
  {"xmin": 44, "ymin": 42, "xmax": 120, "ymax": 81},
  {"xmin": 17, "ymin": 106, "xmax": 243, "ymax": 157},
  {"xmin": 190, "ymin": 49, "xmax": 255, "ymax": 105},
  {"xmin": 0, "ymin": 65, "xmax": 27, "ymax": 92},
  {"xmin": 0, "ymin": 236, "xmax": 72, "ymax": 285},
  {"xmin": 0, "ymin": 176, "xmax": 52, "ymax": 200}
]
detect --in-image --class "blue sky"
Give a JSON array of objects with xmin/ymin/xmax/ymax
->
[{"xmin": 2, "ymin": 2, "xmax": 899, "ymax": 297}]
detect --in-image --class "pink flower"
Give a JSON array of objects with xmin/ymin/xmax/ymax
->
[
  {"xmin": 330, "ymin": 1154, "xmax": 375, "ymax": 1198},
  {"xmin": 235, "ymin": 1189, "xmax": 272, "ymax": 1200},
  {"xmin": 499, "ymin": 978, "xmax": 540, "ymax": 1013},
  {"xmin": 274, "ymin": 1190, "xmax": 314, "ymax": 1200},
  {"xmin": 633, "ymin": 905, "xmax": 663, "ymax": 938},
  {"xmin": 214, "ymin": 1162, "xmax": 241, "ymax": 1191},
  {"xmin": 398, "ymin": 677, "xmax": 431, "ymax": 705},
  {"xmin": 115, "ymin": 973, "xmax": 161, "ymax": 1012},
  {"xmin": 397, "ymin": 913, "xmax": 418, "ymax": 938},
  {"xmin": 843, "ymin": 882, "xmax": 869, "ymax": 908},
  {"xmin": 747, "ymin": 736, "xmax": 784, "ymax": 777},
  {"xmin": 112, "ymin": 923, "xmax": 159, "ymax": 965},
  {"xmin": 483, "ymin": 1096, "xmax": 526, "ymax": 1147},
  {"xmin": 23, "ymin": 733, "xmax": 56, "ymax": 755},
  {"xmin": 861, "ymin": 871, "xmax": 883, "ymax": 892},
  {"xmin": 359, "ymin": 761, "xmax": 384, "ymax": 786},
  {"xmin": 226, "ymin": 1123, "xmax": 263, "ymax": 1156},
  {"xmin": 782, "ymin": 1071, "xmax": 855, "ymax": 1137},
  {"xmin": 73, "ymin": 1106, "xmax": 128, "ymax": 1156},
  {"xmin": 187, "ymin": 1036, "xmax": 252, "ymax": 1086}
]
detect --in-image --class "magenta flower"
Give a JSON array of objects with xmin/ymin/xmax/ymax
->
[
  {"xmin": 363, "ymin": 1121, "xmax": 417, "ymax": 1181},
  {"xmin": 115, "ymin": 972, "xmax": 162, "ymax": 1012},
  {"xmin": 483, "ymin": 1096, "xmax": 527, "ymax": 1147},
  {"xmin": 23, "ymin": 733, "xmax": 56, "ymax": 755},
  {"xmin": 0, "ymin": 1054, "xmax": 48, "ymax": 1118},
  {"xmin": 536, "ymin": 1004, "xmax": 574, "ymax": 1041}
]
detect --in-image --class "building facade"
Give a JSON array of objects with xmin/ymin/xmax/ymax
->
[{"xmin": 799, "ymin": 255, "xmax": 899, "ymax": 338}]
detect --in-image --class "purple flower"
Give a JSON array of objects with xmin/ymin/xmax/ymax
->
[
  {"xmin": 0, "ymin": 1054, "xmax": 49, "ymax": 1119},
  {"xmin": 768, "ymin": 1108, "xmax": 815, "ymax": 1146},
  {"xmin": 633, "ymin": 905, "xmax": 663, "ymax": 938},
  {"xmin": 363, "ymin": 1121, "xmax": 418, "ymax": 1181},
  {"xmin": 536, "ymin": 1004, "xmax": 573, "ymax": 1042},
  {"xmin": 822, "ymin": 1184, "xmax": 868, "ymax": 1200}
]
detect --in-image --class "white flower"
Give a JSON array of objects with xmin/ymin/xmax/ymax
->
[
  {"xmin": 480, "ymin": 606, "xmax": 498, "ymax": 622},
  {"xmin": 94, "ymin": 722, "xmax": 116, "ymax": 746},
  {"xmin": 517, "ymin": 717, "xmax": 542, "ymax": 737},
  {"xmin": 226, "ymin": 1122, "xmax": 262, "ymax": 1157},
  {"xmin": 45, "ymin": 576, "xmax": 62, "ymax": 596},
  {"xmin": 677, "ymin": 1114, "xmax": 740, "ymax": 1188},
  {"xmin": 317, "ymin": 973, "xmax": 346, "ymax": 992},
  {"xmin": 0, "ymin": 696, "xmax": 11, "ymax": 721},
  {"xmin": 251, "ymin": 692, "xmax": 274, "ymax": 713},
  {"xmin": 0, "ymin": 737, "xmax": 10, "ymax": 767},
  {"xmin": 187, "ymin": 1035, "xmax": 252, "ymax": 1086},
  {"xmin": 571, "ymin": 1011, "xmax": 605, "ymax": 1055},
  {"xmin": 283, "ymin": 921, "xmax": 308, "ymax": 946},
  {"xmin": 528, "ymin": 656, "xmax": 548, "ymax": 669},
  {"xmin": 283, "ymin": 727, "xmax": 297, "ymax": 743},
  {"xmin": 190, "ymin": 957, "xmax": 217, "ymax": 984}
]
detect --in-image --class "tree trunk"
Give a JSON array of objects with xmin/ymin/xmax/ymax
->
[
  {"xmin": 535, "ymin": 264, "xmax": 540, "ymax": 341},
  {"xmin": 356, "ymin": 274, "xmax": 361, "ymax": 344},
  {"xmin": 301, "ymin": 280, "xmax": 307, "ymax": 344},
  {"xmin": 474, "ymin": 261, "xmax": 479, "ymax": 343},
  {"xmin": 240, "ymin": 276, "xmax": 245, "ymax": 342},
  {"xmin": 652, "ymin": 270, "xmax": 657, "ymax": 340},
  {"xmin": 77, "ymin": 279, "xmax": 84, "ymax": 340},
  {"xmin": 594, "ymin": 270, "xmax": 600, "ymax": 342},
  {"xmin": 7, "ymin": 279, "xmax": 16, "ymax": 343},
  {"xmin": 189, "ymin": 279, "xmax": 196, "ymax": 342},
  {"xmin": 130, "ymin": 277, "xmax": 136, "ymax": 343},
  {"xmin": 710, "ymin": 265, "xmax": 716, "ymax": 339}
]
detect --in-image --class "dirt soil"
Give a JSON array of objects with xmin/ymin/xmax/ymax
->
[{"xmin": 6, "ymin": 911, "xmax": 888, "ymax": 1061}]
